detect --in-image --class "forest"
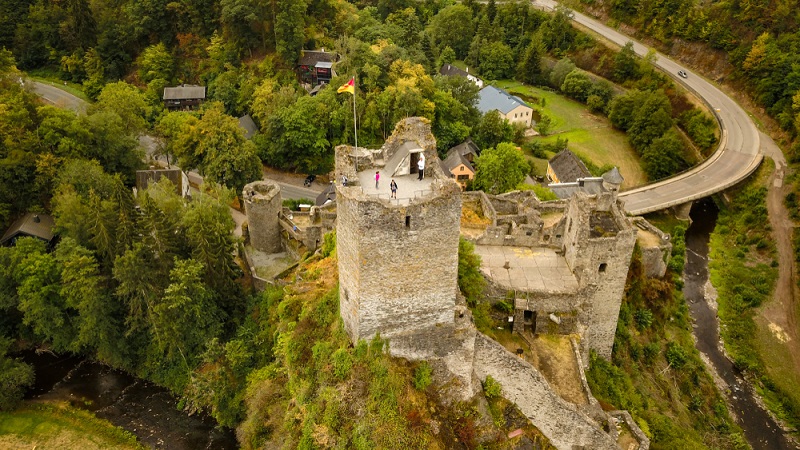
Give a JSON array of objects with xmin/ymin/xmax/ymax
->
[{"xmin": 0, "ymin": 0, "xmax": 737, "ymax": 448}]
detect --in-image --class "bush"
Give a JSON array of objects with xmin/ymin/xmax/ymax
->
[
  {"xmin": 331, "ymin": 348, "xmax": 352, "ymax": 380},
  {"xmin": 483, "ymin": 375, "xmax": 502, "ymax": 399},
  {"xmin": 665, "ymin": 342, "xmax": 688, "ymax": 369},
  {"xmin": 413, "ymin": 362, "xmax": 433, "ymax": 390},
  {"xmin": 321, "ymin": 231, "xmax": 336, "ymax": 258},
  {"xmin": 282, "ymin": 198, "xmax": 314, "ymax": 211}
]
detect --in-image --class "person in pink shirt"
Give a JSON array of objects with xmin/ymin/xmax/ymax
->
[{"xmin": 375, "ymin": 171, "xmax": 380, "ymax": 188}]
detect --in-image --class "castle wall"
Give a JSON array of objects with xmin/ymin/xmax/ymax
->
[
  {"xmin": 472, "ymin": 334, "xmax": 618, "ymax": 449},
  {"xmin": 243, "ymin": 180, "xmax": 282, "ymax": 253},
  {"xmin": 337, "ymin": 180, "xmax": 462, "ymax": 341}
]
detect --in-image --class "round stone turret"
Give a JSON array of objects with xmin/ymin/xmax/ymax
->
[
  {"xmin": 602, "ymin": 167, "xmax": 624, "ymax": 193},
  {"xmin": 243, "ymin": 180, "xmax": 282, "ymax": 253}
]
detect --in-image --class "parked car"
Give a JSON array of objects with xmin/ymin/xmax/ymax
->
[{"xmin": 677, "ymin": 70, "xmax": 688, "ymax": 78}]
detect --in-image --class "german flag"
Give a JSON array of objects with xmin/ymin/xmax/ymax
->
[{"xmin": 337, "ymin": 77, "xmax": 355, "ymax": 94}]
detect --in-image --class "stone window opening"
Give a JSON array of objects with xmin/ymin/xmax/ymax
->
[
  {"xmin": 599, "ymin": 263, "xmax": 607, "ymax": 273},
  {"xmin": 405, "ymin": 215, "xmax": 411, "ymax": 228}
]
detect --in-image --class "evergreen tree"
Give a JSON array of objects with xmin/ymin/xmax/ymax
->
[{"xmin": 516, "ymin": 37, "xmax": 544, "ymax": 85}]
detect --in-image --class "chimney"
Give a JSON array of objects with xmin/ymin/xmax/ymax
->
[{"xmin": 33, "ymin": 214, "xmax": 40, "ymax": 223}]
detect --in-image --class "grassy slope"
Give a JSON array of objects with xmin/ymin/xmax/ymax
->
[
  {"xmin": 707, "ymin": 161, "xmax": 800, "ymax": 430},
  {"xmin": 586, "ymin": 226, "xmax": 745, "ymax": 449},
  {"xmin": 237, "ymin": 247, "xmax": 554, "ymax": 450},
  {"xmin": 0, "ymin": 402, "xmax": 144, "ymax": 450},
  {"xmin": 493, "ymin": 80, "xmax": 646, "ymax": 189}
]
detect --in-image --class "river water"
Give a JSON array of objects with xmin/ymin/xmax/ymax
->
[
  {"xmin": 21, "ymin": 351, "xmax": 239, "ymax": 449},
  {"xmin": 684, "ymin": 199, "xmax": 795, "ymax": 449}
]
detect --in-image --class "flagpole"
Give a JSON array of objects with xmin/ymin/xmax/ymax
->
[{"xmin": 352, "ymin": 76, "xmax": 358, "ymax": 151}]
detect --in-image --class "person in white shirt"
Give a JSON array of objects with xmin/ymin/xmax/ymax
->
[{"xmin": 418, "ymin": 153, "xmax": 425, "ymax": 180}]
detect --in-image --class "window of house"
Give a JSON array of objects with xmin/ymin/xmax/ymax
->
[
  {"xmin": 457, "ymin": 174, "xmax": 470, "ymax": 181},
  {"xmin": 599, "ymin": 263, "xmax": 607, "ymax": 273},
  {"xmin": 460, "ymin": 166, "xmax": 465, "ymax": 172},
  {"xmin": 405, "ymin": 215, "xmax": 411, "ymax": 228}
]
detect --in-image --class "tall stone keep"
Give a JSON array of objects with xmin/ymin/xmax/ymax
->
[
  {"xmin": 336, "ymin": 118, "xmax": 463, "ymax": 342},
  {"xmin": 243, "ymin": 180, "xmax": 282, "ymax": 253}
]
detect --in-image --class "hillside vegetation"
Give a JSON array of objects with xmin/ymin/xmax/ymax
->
[{"xmin": 586, "ymin": 232, "xmax": 745, "ymax": 449}]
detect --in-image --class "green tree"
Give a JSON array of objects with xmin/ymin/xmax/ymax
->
[
  {"xmin": 274, "ymin": 0, "xmax": 306, "ymax": 63},
  {"xmin": 549, "ymin": 57, "xmax": 576, "ymax": 90},
  {"xmin": 628, "ymin": 91, "xmax": 673, "ymax": 151},
  {"xmin": 540, "ymin": 6, "xmax": 575, "ymax": 52},
  {"xmin": 428, "ymin": 4, "xmax": 474, "ymax": 59},
  {"xmin": 56, "ymin": 238, "xmax": 122, "ymax": 363},
  {"xmin": 136, "ymin": 42, "xmax": 174, "ymax": 84},
  {"xmin": 536, "ymin": 114, "xmax": 553, "ymax": 135},
  {"xmin": 439, "ymin": 45, "xmax": 456, "ymax": 66},
  {"xmin": 90, "ymin": 82, "xmax": 149, "ymax": 137},
  {"xmin": 153, "ymin": 258, "xmax": 221, "ymax": 360},
  {"xmin": 14, "ymin": 238, "xmax": 75, "ymax": 352},
  {"xmin": 0, "ymin": 335, "xmax": 34, "ymax": 412},
  {"xmin": 614, "ymin": 42, "xmax": 639, "ymax": 82},
  {"xmin": 473, "ymin": 142, "xmax": 530, "ymax": 194},
  {"xmin": 477, "ymin": 41, "xmax": 514, "ymax": 80},
  {"xmin": 473, "ymin": 110, "xmax": 516, "ymax": 151},
  {"xmin": 516, "ymin": 37, "xmax": 544, "ymax": 85},
  {"xmin": 560, "ymin": 69, "xmax": 593, "ymax": 102},
  {"xmin": 182, "ymin": 188, "xmax": 238, "ymax": 297},
  {"xmin": 641, "ymin": 130, "xmax": 687, "ymax": 180}
]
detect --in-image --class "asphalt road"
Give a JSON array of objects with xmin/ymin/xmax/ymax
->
[
  {"xmin": 30, "ymin": 81, "xmax": 87, "ymax": 114},
  {"xmin": 533, "ymin": 0, "xmax": 766, "ymax": 215}
]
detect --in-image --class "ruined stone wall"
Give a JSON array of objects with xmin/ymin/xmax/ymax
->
[
  {"xmin": 472, "ymin": 334, "xmax": 618, "ymax": 449},
  {"xmin": 337, "ymin": 180, "xmax": 462, "ymax": 341},
  {"xmin": 243, "ymin": 180, "xmax": 282, "ymax": 253},
  {"xmin": 632, "ymin": 217, "xmax": 672, "ymax": 278},
  {"xmin": 380, "ymin": 117, "xmax": 437, "ymax": 166}
]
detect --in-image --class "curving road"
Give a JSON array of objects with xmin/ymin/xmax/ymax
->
[
  {"xmin": 534, "ymin": 0, "xmax": 765, "ymax": 215},
  {"xmin": 30, "ymin": 80, "xmax": 87, "ymax": 114}
]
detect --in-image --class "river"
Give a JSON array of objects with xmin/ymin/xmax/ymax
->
[
  {"xmin": 684, "ymin": 199, "xmax": 795, "ymax": 449},
  {"xmin": 21, "ymin": 351, "xmax": 239, "ymax": 449}
]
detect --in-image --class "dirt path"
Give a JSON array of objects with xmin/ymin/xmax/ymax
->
[{"xmin": 760, "ymin": 133, "xmax": 800, "ymax": 372}]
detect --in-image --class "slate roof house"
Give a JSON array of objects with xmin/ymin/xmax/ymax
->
[
  {"xmin": 439, "ymin": 64, "xmax": 484, "ymax": 88},
  {"xmin": 476, "ymin": 86, "xmax": 534, "ymax": 127},
  {"xmin": 163, "ymin": 85, "xmax": 206, "ymax": 110},
  {"xmin": 547, "ymin": 149, "xmax": 591, "ymax": 183},
  {"xmin": 440, "ymin": 148, "xmax": 475, "ymax": 190},
  {"xmin": 297, "ymin": 50, "xmax": 338, "ymax": 85},
  {"xmin": 1, "ymin": 213, "xmax": 55, "ymax": 246}
]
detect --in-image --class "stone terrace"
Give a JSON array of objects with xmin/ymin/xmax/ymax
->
[{"xmin": 473, "ymin": 245, "xmax": 579, "ymax": 293}]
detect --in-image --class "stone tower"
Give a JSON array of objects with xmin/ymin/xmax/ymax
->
[
  {"xmin": 561, "ymin": 192, "xmax": 636, "ymax": 359},
  {"xmin": 335, "ymin": 118, "xmax": 463, "ymax": 342},
  {"xmin": 243, "ymin": 180, "xmax": 282, "ymax": 253}
]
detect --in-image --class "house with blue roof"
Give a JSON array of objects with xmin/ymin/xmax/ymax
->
[{"xmin": 476, "ymin": 85, "xmax": 534, "ymax": 128}]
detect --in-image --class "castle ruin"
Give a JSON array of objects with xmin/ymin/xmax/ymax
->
[{"xmin": 246, "ymin": 118, "xmax": 657, "ymax": 449}]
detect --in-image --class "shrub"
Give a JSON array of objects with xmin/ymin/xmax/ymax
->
[
  {"xmin": 321, "ymin": 231, "xmax": 336, "ymax": 258},
  {"xmin": 331, "ymin": 348, "xmax": 352, "ymax": 380},
  {"xmin": 483, "ymin": 375, "xmax": 502, "ymax": 399},
  {"xmin": 634, "ymin": 308, "xmax": 654, "ymax": 330},
  {"xmin": 665, "ymin": 342, "xmax": 687, "ymax": 369},
  {"xmin": 413, "ymin": 361, "xmax": 433, "ymax": 390}
]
